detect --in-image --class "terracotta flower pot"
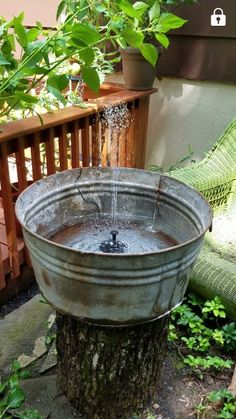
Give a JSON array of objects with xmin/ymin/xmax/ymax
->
[{"xmin": 120, "ymin": 47, "xmax": 157, "ymax": 90}]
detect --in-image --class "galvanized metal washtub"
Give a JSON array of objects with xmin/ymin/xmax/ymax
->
[{"xmin": 16, "ymin": 168, "xmax": 212, "ymax": 326}]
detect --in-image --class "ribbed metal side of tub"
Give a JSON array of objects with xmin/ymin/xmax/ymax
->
[{"xmin": 16, "ymin": 168, "xmax": 212, "ymax": 326}]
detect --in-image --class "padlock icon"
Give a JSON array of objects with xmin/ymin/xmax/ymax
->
[{"xmin": 211, "ymin": 8, "xmax": 226, "ymax": 26}]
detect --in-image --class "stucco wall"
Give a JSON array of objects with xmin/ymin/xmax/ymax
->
[
  {"xmin": 146, "ymin": 78, "xmax": 236, "ymax": 171},
  {"xmin": 1, "ymin": 0, "xmax": 60, "ymax": 26},
  {"xmin": 107, "ymin": 73, "xmax": 236, "ymax": 171}
]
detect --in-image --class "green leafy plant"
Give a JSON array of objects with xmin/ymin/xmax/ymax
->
[
  {"xmin": 58, "ymin": 0, "xmax": 198, "ymax": 69},
  {"xmin": 0, "ymin": 360, "xmax": 42, "ymax": 419},
  {"xmin": 184, "ymin": 355, "xmax": 233, "ymax": 379},
  {"xmin": 0, "ymin": 1, "xmax": 120, "ymax": 122},
  {"xmin": 195, "ymin": 388, "xmax": 236, "ymax": 419},
  {"xmin": 202, "ymin": 296, "xmax": 227, "ymax": 319},
  {"xmin": 222, "ymin": 322, "xmax": 236, "ymax": 352},
  {"xmin": 1, "ymin": 0, "xmax": 197, "ymax": 122},
  {"xmin": 168, "ymin": 292, "xmax": 235, "ymax": 380}
]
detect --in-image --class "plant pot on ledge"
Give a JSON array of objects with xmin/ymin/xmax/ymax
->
[{"xmin": 120, "ymin": 47, "xmax": 156, "ymax": 91}]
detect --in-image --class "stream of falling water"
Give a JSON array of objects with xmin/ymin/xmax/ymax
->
[
  {"xmin": 100, "ymin": 103, "xmax": 133, "ymax": 167},
  {"xmin": 100, "ymin": 103, "xmax": 132, "ymax": 227},
  {"xmin": 111, "ymin": 169, "xmax": 118, "ymax": 225}
]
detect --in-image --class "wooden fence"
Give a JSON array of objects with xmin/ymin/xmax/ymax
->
[{"xmin": 0, "ymin": 83, "xmax": 156, "ymax": 303}]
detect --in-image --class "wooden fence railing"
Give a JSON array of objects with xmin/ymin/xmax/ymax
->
[{"xmin": 0, "ymin": 83, "xmax": 156, "ymax": 303}]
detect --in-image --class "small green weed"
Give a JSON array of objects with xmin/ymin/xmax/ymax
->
[
  {"xmin": 44, "ymin": 314, "xmax": 56, "ymax": 347},
  {"xmin": 149, "ymin": 145, "xmax": 194, "ymax": 173},
  {"xmin": 202, "ymin": 296, "xmax": 226, "ymax": 319},
  {"xmin": 0, "ymin": 360, "xmax": 42, "ymax": 419},
  {"xmin": 195, "ymin": 388, "xmax": 236, "ymax": 419},
  {"xmin": 169, "ymin": 293, "xmax": 235, "ymax": 379},
  {"xmin": 184, "ymin": 355, "xmax": 233, "ymax": 380}
]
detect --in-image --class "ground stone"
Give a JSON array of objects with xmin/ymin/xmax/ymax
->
[
  {"xmin": 39, "ymin": 341, "xmax": 57, "ymax": 373},
  {"xmin": 19, "ymin": 374, "xmax": 76, "ymax": 418},
  {"xmin": 0, "ymin": 294, "xmax": 54, "ymax": 373},
  {"xmin": 18, "ymin": 336, "xmax": 48, "ymax": 368}
]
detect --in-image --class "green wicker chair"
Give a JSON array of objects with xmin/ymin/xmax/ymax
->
[{"xmin": 168, "ymin": 118, "xmax": 236, "ymax": 319}]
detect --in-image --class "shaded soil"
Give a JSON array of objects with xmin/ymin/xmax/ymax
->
[
  {"xmin": 0, "ymin": 282, "xmax": 39, "ymax": 318},
  {"xmin": 153, "ymin": 352, "xmax": 232, "ymax": 419}
]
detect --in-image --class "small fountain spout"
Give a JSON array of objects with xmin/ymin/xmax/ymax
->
[
  {"xmin": 99, "ymin": 229, "xmax": 126, "ymax": 253},
  {"xmin": 110, "ymin": 230, "xmax": 118, "ymax": 242}
]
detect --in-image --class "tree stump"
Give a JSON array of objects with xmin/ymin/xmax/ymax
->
[{"xmin": 56, "ymin": 313, "xmax": 170, "ymax": 419}]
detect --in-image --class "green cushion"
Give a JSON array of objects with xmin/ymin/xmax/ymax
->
[{"xmin": 168, "ymin": 117, "xmax": 236, "ymax": 319}]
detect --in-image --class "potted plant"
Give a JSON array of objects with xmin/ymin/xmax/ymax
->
[
  {"xmin": 101, "ymin": 0, "xmax": 193, "ymax": 90},
  {"xmin": 57, "ymin": 0, "xmax": 197, "ymax": 91}
]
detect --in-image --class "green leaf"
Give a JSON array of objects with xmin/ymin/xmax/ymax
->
[
  {"xmin": 82, "ymin": 67, "xmax": 100, "ymax": 93},
  {"xmin": 139, "ymin": 43, "xmax": 158, "ymax": 66},
  {"xmin": 6, "ymin": 387, "xmax": 25, "ymax": 409},
  {"xmin": 95, "ymin": 5, "xmax": 106, "ymax": 13},
  {"xmin": 149, "ymin": 1, "xmax": 160, "ymax": 23},
  {"xmin": 116, "ymin": 36, "xmax": 127, "ymax": 49},
  {"xmin": 47, "ymin": 74, "xmax": 68, "ymax": 92},
  {"xmin": 36, "ymin": 21, "xmax": 42, "ymax": 30},
  {"xmin": 13, "ymin": 16, "xmax": 28, "ymax": 48},
  {"xmin": 0, "ymin": 381, "xmax": 7, "ymax": 394},
  {"xmin": 27, "ymin": 28, "xmax": 40, "ymax": 43},
  {"xmin": 79, "ymin": 47, "xmax": 95, "ymax": 66},
  {"xmin": 156, "ymin": 12, "xmax": 187, "ymax": 33},
  {"xmin": 22, "ymin": 41, "xmax": 45, "ymax": 68},
  {"xmin": 133, "ymin": 2, "xmax": 149, "ymax": 17},
  {"xmin": 0, "ymin": 53, "xmax": 10, "ymax": 65},
  {"xmin": 8, "ymin": 34, "xmax": 16, "ymax": 51},
  {"xmin": 11, "ymin": 360, "xmax": 21, "ymax": 373},
  {"xmin": 16, "ymin": 12, "xmax": 24, "ymax": 23},
  {"xmin": 155, "ymin": 33, "xmax": 169, "ymax": 49},
  {"xmin": 56, "ymin": 0, "xmax": 66, "ymax": 20},
  {"xmin": 118, "ymin": 1, "xmax": 141, "ymax": 19},
  {"xmin": 9, "ymin": 375, "xmax": 19, "ymax": 389},
  {"xmin": 72, "ymin": 24, "xmax": 100, "ymax": 46},
  {"xmin": 15, "ymin": 93, "xmax": 38, "ymax": 104},
  {"xmin": 121, "ymin": 28, "xmax": 144, "ymax": 48},
  {"xmin": 19, "ymin": 370, "xmax": 31, "ymax": 380},
  {"xmin": 46, "ymin": 86, "xmax": 65, "ymax": 104}
]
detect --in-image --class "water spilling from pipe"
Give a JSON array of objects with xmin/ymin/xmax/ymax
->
[
  {"xmin": 101, "ymin": 103, "xmax": 132, "ymax": 132},
  {"xmin": 100, "ymin": 103, "xmax": 133, "ymax": 167}
]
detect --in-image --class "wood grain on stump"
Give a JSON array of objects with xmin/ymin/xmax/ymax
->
[{"xmin": 56, "ymin": 313, "xmax": 170, "ymax": 419}]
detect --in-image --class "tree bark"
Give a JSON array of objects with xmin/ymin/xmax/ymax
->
[{"xmin": 56, "ymin": 313, "xmax": 170, "ymax": 419}]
